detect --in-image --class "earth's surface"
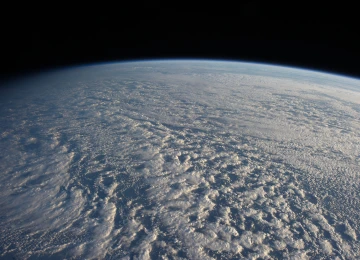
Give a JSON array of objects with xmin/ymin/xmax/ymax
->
[{"xmin": 0, "ymin": 60, "xmax": 359, "ymax": 259}]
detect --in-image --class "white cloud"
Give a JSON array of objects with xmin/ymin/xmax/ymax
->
[{"xmin": 0, "ymin": 61, "xmax": 359, "ymax": 259}]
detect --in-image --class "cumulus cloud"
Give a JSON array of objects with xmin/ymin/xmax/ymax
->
[{"xmin": 0, "ymin": 61, "xmax": 359, "ymax": 259}]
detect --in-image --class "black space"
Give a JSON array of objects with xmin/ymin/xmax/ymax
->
[{"xmin": 1, "ymin": 7, "xmax": 359, "ymax": 82}]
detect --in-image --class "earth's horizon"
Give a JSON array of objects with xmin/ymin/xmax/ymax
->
[{"xmin": 0, "ymin": 60, "xmax": 359, "ymax": 259}]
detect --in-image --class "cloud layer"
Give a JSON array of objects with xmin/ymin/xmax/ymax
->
[{"xmin": 0, "ymin": 61, "xmax": 359, "ymax": 259}]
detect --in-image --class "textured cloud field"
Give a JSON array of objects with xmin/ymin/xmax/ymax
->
[{"xmin": 0, "ymin": 61, "xmax": 359, "ymax": 259}]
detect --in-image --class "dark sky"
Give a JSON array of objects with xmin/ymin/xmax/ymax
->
[{"xmin": 1, "ymin": 7, "xmax": 359, "ymax": 81}]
